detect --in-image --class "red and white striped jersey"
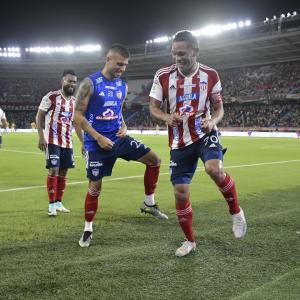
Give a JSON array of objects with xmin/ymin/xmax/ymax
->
[
  {"xmin": 39, "ymin": 90, "xmax": 75, "ymax": 148},
  {"xmin": 150, "ymin": 63, "xmax": 222, "ymax": 149}
]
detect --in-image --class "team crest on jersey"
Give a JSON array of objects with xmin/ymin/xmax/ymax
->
[
  {"xmin": 51, "ymin": 159, "xmax": 58, "ymax": 165},
  {"xmin": 199, "ymin": 81, "xmax": 208, "ymax": 91},
  {"xmin": 92, "ymin": 168, "xmax": 99, "ymax": 177},
  {"xmin": 116, "ymin": 90, "xmax": 122, "ymax": 99}
]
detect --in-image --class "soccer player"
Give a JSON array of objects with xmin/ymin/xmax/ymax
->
[
  {"xmin": 0, "ymin": 107, "xmax": 9, "ymax": 148},
  {"xmin": 149, "ymin": 31, "xmax": 247, "ymax": 257},
  {"xmin": 74, "ymin": 44, "xmax": 168, "ymax": 248},
  {"xmin": 36, "ymin": 69, "xmax": 81, "ymax": 216}
]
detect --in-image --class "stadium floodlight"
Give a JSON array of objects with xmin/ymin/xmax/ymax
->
[
  {"xmin": 287, "ymin": 12, "xmax": 291, "ymax": 17},
  {"xmin": 280, "ymin": 14, "xmax": 285, "ymax": 18},
  {"xmin": 27, "ymin": 44, "xmax": 101, "ymax": 54},
  {"xmin": 153, "ymin": 36, "xmax": 169, "ymax": 43},
  {"xmin": 273, "ymin": 15, "xmax": 277, "ymax": 20},
  {"xmin": 293, "ymin": 11, "xmax": 297, "ymax": 16},
  {"xmin": 245, "ymin": 20, "xmax": 251, "ymax": 26}
]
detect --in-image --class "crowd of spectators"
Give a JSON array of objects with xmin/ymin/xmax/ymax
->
[
  {"xmin": 0, "ymin": 61, "xmax": 299, "ymax": 129},
  {"xmin": 220, "ymin": 61, "xmax": 300, "ymax": 102}
]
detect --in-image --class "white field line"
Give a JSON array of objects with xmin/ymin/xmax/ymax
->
[{"xmin": 0, "ymin": 159, "xmax": 299, "ymax": 193}]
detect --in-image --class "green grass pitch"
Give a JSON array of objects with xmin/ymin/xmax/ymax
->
[{"xmin": 0, "ymin": 132, "xmax": 299, "ymax": 299}]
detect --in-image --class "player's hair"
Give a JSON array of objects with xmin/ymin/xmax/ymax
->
[
  {"xmin": 108, "ymin": 44, "xmax": 130, "ymax": 58},
  {"xmin": 173, "ymin": 30, "xmax": 199, "ymax": 50},
  {"xmin": 62, "ymin": 69, "xmax": 77, "ymax": 77}
]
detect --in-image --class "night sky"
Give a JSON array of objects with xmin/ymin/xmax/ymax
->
[{"xmin": 0, "ymin": 0, "xmax": 299, "ymax": 48}]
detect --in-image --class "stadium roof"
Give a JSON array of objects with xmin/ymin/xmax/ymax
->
[{"xmin": 0, "ymin": 17, "xmax": 300, "ymax": 80}]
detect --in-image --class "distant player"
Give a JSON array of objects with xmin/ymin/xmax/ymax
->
[
  {"xmin": 11, "ymin": 122, "xmax": 16, "ymax": 132},
  {"xmin": 0, "ymin": 107, "xmax": 9, "ymax": 148},
  {"xmin": 149, "ymin": 31, "xmax": 247, "ymax": 257},
  {"xmin": 31, "ymin": 121, "xmax": 37, "ymax": 132},
  {"xmin": 36, "ymin": 69, "xmax": 82, "ymax": 216},
  {"xmin": 74, "ymin": 44, "xmax": 168, "ymax": 247}
]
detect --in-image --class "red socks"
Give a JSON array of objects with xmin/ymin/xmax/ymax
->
[
  {"xmin": 218, "ymin": 173, "xmax": 240, "ymax": 215},
  {"xmin": 47, "ymin": 175, "xmax": 57, "ymax": 203},
  {"xmin": 144, "ymin": 165, "xmax": 160, "ymax": 195},
  {"xmin": 56, "ymin": 175, "xmax": 66, "ymax": 202},
  {"xmin": 85, "ymin": 189, "xmax": 100, "ymax": 222},
  {"xmin": 176, "ymin": 199, "xmax": 195, "ymax": 242}
]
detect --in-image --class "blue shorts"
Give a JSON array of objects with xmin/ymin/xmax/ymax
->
[
  {"xmin": 86, "ymin": 135, "xmax": 151, "ymax": 180},
  {"xmin": 170, "ymin": 130, "xmax": 223, "ymax": 185},
  {"xmin": 46, "ymin": 144, "xmax": 75, "ymax": 169}
]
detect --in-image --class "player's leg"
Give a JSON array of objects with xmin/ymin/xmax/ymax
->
[
  {"xmin": 79, "ymin": 150, "xmax": 115, "ymax": 247},
  {"xmin": 170, "ymin": 146, "xmax": 198, "ymax": 257},
  {"xmin": 79, "ymin": 179, "xmax": 102, "ymax": 248},
  {"xmin": 45, "ymin": 144, "xmax": 61, "ymax": 217},
  {"xmin": 55, "ymin": 147, "xmax": 75, "ymax": 213},
  {"xmin": 119, "ymin": 136, "xmax": 167, "ymax": 219},
  {"xmin": 55, "ymin": 168, "xmax": 70, "ymax": 213},
  {"xmin": 137, "ymin": 150, "xmax": 168, "ymax": 220},
  {"xmin": 202, "ymin": 131, "xmax": 246, "ymax": 238}
]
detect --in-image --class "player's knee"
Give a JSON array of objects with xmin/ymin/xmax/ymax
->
[
  {"xmin": 89, "ymin": 180, "xmax": 102, "ymax": 192},
  {"xmin": 48, "ymin": 168, "xmax": 58, "ymax": 176},
  {"xmin": 174, "ymin": 186, "xmax": 189, "ymax": 202},
  {"xmin": 205, "ymin": 165, "xmax": 224, "ymax": 182}
]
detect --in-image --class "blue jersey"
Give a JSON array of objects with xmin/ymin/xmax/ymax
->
[{"xmin": 84, "ymin": 71, "xmax": 127, "ymax": 151}]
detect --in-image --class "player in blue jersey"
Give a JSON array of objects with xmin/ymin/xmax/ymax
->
[{"xmin": 74, "ymin": 44, "xmax": 168, "ymax": 247}]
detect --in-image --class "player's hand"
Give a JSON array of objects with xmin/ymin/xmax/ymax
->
[
  {"xmin": 96, "ymin": 135, "xmax": 114, "ymax": 150},
  {"xmin": 38, "ymin": 138, "xmax": 47, "ymax": 152},
  {"xmin": 81, "ymin": 144, "xmax": 86, "ymax": 157},
  {"xmin": 201, "ymin": 117, "xmax": 215, "ymax": 133},
  {"xmin": 116, "ymin": 125, "xmax": 127, "ymax": 138},
  {"xmin": 165, "ymin": 113, "xmax": 182, "ymax": 127}
]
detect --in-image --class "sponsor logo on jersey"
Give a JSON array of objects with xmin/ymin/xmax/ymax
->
[
  {"xmin": 170, "ymin": 160, "xmax": 177, "ymax": 167},
  {"xmin": 89, "ymin": 161, "xmax": 103, "ymax": 167},
  {"xmin": 177, "ymin": 93, "xmax": 199, "ymax": 102},
  {"xmin": 105, "ymin": 85, "xmax": 117, "ymax": 90},
  {"xmin": 179, "ymin": 104, "xmax": 194, "ymax": 116},
  {"xmin": 96, "ymin": 77, "xmax": 103, "ymax": 84},
  {"xmin": 179, "ymin": 84, "xmax": 196, "ymax": 88},
  {"xmin": 95, "ymin": 108, "xmax": 118, "ymax": 120},
  {"xmin": 103, "ymin": 101, "xmax": 117, "ymax": 107},
  {"xmin": 49, "ymin": 154, "xmax": 59, "ymax": 159}
]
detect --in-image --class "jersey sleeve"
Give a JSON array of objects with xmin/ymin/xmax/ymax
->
[
  {"xmin": 211, "ymin": 71, "xmax": 223, "ymax": 104},
  {"xmin": 38, "ymin": 94, "xmax": 52, "ymax": 111},
  {"xmin": 149, "ymin": 73, "xmax": 163, "ymax": 101},
  {"xmin": 0, "ymin": 109, "xmax": 6, "ymax": 120}
]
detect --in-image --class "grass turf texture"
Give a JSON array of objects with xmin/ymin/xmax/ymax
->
[{"xmin": 0, "ymin": 132, "xmax": 299, "ymax": 299}]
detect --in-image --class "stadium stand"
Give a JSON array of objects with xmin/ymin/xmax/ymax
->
[{"xmin": 0, "ymin": 15, "xmax": 300, "ymax": 130}]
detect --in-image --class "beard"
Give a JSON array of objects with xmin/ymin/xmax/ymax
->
[{"xmin": 62, "ymin": 85, "xmax": 75, "ymax": 96}]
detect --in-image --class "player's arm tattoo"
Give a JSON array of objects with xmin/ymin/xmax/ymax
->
[{"xmin": 75, "ymin": 79, "xmax": 92, "ymax": 112}]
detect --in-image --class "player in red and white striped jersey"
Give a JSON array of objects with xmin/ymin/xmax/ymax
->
[
  {"xmin": 36, "ymin": 69, "xmax": 83, "ymax": 216},
  {"xmin": 0, "ymin": 107, "xmax": 9, "ymax": 148},
  {"xmin": 149, "ymin": 31, "xmax": 247, "ymax": 257}
]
